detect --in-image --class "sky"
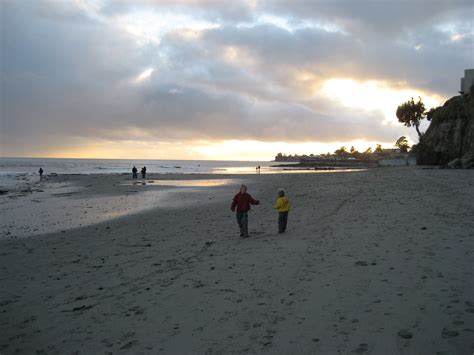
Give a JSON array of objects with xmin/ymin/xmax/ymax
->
[{"xmin": 1, "ymin": 0, "xmax": 473, "ymax": 160}]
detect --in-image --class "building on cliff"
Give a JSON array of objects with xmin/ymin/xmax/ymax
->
[{"xmin": 460, "ymin": 69, "xmax": 474, "ymax": 95}]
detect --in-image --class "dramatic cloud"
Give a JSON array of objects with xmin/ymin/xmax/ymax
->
[{"xmin": 1, "ymin": 0, "xmax": 472, "ymax": 159}]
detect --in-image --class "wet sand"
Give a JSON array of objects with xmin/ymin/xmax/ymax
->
[
  {"xmin": 1, "ymin": 167, "xmax": 473, "ymax": 354},
  {"xmin": 0, "ymin": 174, "xmax": 238, "ymax": 238}
]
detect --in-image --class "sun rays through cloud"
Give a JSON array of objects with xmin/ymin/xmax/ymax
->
[{"xmin": 320, "ymin": 79, "xmax": 445, "ymax": 125}]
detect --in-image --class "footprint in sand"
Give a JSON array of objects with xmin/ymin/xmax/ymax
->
[
  {"xmin": 397, "ymin": 329, "xmax": 413, "ymax": 339},
  {"xmin": 351, "ymin": 343, "xmax": 369, "ymax": 353},
  {"xmin": 441, "ymin": 328, "xmax": 459, "ymax": 338}
]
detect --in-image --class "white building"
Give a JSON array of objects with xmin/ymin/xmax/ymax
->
[{"xmin": 460, "ymin": 69, "xmax": 474, "ymax": 95}]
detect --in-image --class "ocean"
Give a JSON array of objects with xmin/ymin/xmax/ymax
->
[
  {"xmin": 0, "ymin": 157, "xmax": 283, "ymax": 188},
  {"xmin": 0, "ymin": 157, "xmax": 282, "ymax": 175}
]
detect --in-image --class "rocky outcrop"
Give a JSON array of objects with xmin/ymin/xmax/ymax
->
[{"xmin": 417, "ymin": 88, "xmax": 474, "ymax": 168}]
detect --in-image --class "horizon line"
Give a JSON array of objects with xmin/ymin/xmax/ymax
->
[{"xmin": 0, "ymin": 156, "xmax": 274, "ymax": 162}]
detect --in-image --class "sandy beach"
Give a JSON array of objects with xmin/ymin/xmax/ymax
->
[{"xmin": 1, "ymin": 167, "xmax": 473, "ymax": 354}]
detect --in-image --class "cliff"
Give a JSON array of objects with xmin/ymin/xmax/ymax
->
[{"xmin": 417, "ymin": 88, "xmax": 474, "ymax": 168}]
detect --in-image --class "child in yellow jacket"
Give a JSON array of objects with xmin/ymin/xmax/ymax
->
[{"xmin": 275, "ymin": 188, "xmax": 290, "ymax": 233}]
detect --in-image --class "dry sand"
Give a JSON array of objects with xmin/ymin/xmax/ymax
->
[{"xmin": 1, "ymin": 167, "xmax": 473, "ymax": 354}]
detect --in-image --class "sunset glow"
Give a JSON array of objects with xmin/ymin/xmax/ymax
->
[
  {"xmin": 24, "ymin": 139, "xmax": 401, "ymax": 161},
  {"xmin": 321, "ymin": 79, "xmax": 445, "ymax": 125}
]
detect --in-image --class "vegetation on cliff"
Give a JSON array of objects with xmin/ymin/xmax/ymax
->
[{"xmin": 417, "ymin": 87, "xmax": 474, "ymax": 168}]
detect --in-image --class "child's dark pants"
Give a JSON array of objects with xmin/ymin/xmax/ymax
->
[
  {"xmin": 236, "ymin": 212, "xmax": 248, "ymax": 237},
  {"xmin": 278, "ymin": 212, "xmax": 289, "ymax": 233}
]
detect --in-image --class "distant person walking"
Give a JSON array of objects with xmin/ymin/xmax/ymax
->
[
  {"xmin": 39, "ymin": 167, "xmax": 44, "ymax": 180},
  {"xmin": 274, "ymin": 188, "xmax": 290, "ymax": 233},
  {"xmin": 231, "ymin": 184, "xmax": 260, "ymax": 238},
  {"xmin": 141, "ymin": 166, "xmax": 147, "ymax": 179},
  {"xmin": 132, "ymin": 166, "xmax": 138, "ymax": 179}
]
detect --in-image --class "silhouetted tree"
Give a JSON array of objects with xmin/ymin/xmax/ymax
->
[
  {"xmin": 363, "ymin": 147, "xmax": 373, "ymax": 155},
  {"xmin": 374, "ymin": 144, "xmax": 383, "ymax": 153},
  {"xmin": 334, "ymin": 146, "xmax": 348, "ymax": 156},
  {"xmin": 395, "ymin": 136, "xmax": 410, "ymax": 153},
  {"xmin": 426, "ymin": 107, "xmax": 437, "ymax": 121},
  {"xmin": 396, "ymin": 97, "xmax": 426, "ymax": 139},
  {"xmin": 350, "ymin": 146, "xmax": 357, "ymax": 154}
]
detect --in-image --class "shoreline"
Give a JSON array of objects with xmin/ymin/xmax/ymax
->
[{"xmin": 1, "ymin": 167, "xmax": 473, "ymax": 353}]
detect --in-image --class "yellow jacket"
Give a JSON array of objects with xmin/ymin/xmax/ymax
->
[{"xmin": 275, "ymin": 196, "xmax": 290, "ymax": 212}]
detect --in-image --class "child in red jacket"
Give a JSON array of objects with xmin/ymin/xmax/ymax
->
[{"xmin": 231, "ymin": 184, "xmax": 260, "ymax": 238}]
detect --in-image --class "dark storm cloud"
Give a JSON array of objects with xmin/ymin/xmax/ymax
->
[{"xmin": 1, "ymin": 0, "xmax": 472, "ymax": 155}]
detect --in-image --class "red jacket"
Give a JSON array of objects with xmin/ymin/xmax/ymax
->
[{"xmin": 231, "ymin": 192, "xmax": 259, "ymax": 213}]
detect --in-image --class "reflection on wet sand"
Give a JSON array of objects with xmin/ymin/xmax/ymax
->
[{"xmin": 122, "ymin": 179, "xmax": 235, "ymax": 187}]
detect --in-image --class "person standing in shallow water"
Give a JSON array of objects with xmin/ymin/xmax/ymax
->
[
  {"xmin": 141, "ymin": 166, "xmax": 146, "ymax": 179},
  {"xmin": 38, "ymin": 167, "xmax": 43, "ymax": 180},
  {"xmin": 274, "ymin": 188, "xmax": 290, "ymax": 233},
  {"xmin": 231, "ymin": 184, "xmax": 260, "ymax": 238},
  {"xmin": 132, "ymin": 166, "xmax": 138, "ymax": 179}
]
